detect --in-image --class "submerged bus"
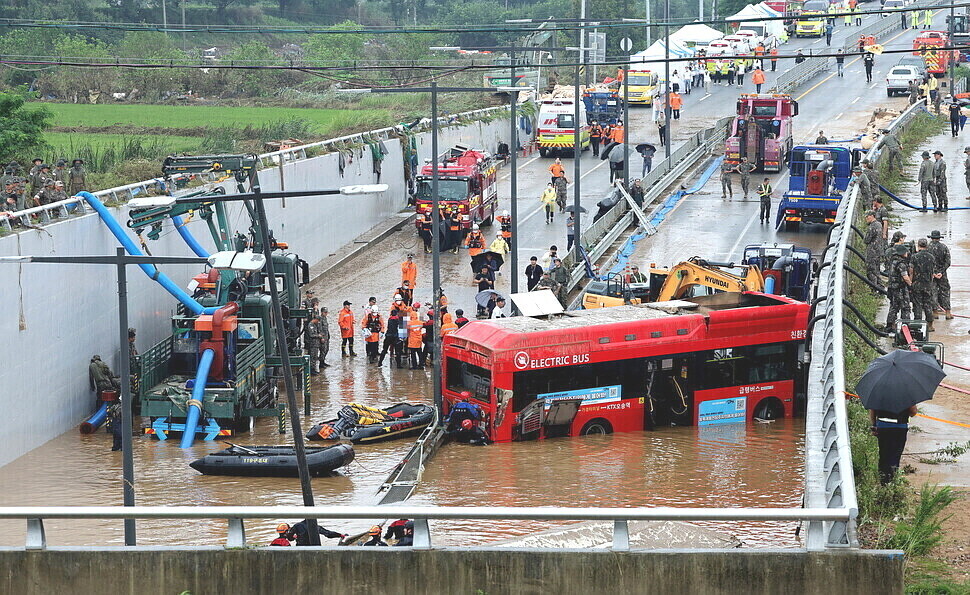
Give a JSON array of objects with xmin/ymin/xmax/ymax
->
[{"xmin": 442, "ymin": 292, "xmax": 809, "ymax": 443}]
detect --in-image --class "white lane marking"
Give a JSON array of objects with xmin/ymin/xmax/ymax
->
[
  {"xmin": 869, "ymin": 82, "xmax": 878, "ymax": 89},
  {"xmin": 835, "ymin": 112, "xmax": 844, "ymax": 119},
  {"xmin": 851, "ymin": 97, "xmax": 861, "ymax": 104},
  {"xmin": 723, "ymin": 171, "xmax": 787, "ymax": 258},
  {"xmin": 498, "ymin": 155, "xmax": 541, "ymax": 181},
  {"xmin": 699, "ymin": 94, "xmax": 710, "ymax": 101},
  {"xmin": 519, "ymin": 159, "xmax": 609, "ymax": 225}
]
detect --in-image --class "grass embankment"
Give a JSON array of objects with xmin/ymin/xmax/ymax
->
[
  {"xmin": 31, "ymin": 93, "xmax": 500, "ymax": 192},
  {"xmin": 840, "ymin": 111, "xmax": 967, "ymax": 591}
]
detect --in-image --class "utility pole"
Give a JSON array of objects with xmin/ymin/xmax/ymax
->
[
  {"xmin": 950, "ymin": 0, "xmax": 956, "ymax": 97},
  {"xmin": 646, "ymin": 0, "xmax": 652, "ymax": 47},
  {"xmin": 431, "ymin": 81, "xmax": 442, "ymax": 413},
  {"xmin": 664, "ymin": 0, "xmax": 671, "ymax": 159},
  {"xmin": 509, "ymin": 51, "xmax": 520, "ymax": 295},
  {"xmin": 161, "ymin": 0, "xmax": 168, "ymax": 30}
]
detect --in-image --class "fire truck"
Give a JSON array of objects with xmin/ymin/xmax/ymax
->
[
  {"xmin": 724, "ymin": 94, "xmax": 798, "ymax": 173},
  {"xmin": 914, "ymin": 31, "xmax": 956, "ymax": 77},
  {"xmin": 415, "ymin": 145, "xmax": 498, "ymax": 229}
]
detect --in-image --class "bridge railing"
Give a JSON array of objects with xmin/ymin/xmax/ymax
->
[
  {"xmin": 803, "ymin": 99, "xmax": 928, "ymax": 549},
  {"xmin": 1, "ymin": 504, "xmax": 854, "ymax": 551}
]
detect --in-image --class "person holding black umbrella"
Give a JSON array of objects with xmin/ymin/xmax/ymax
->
[{"xmin": 857, "ymin": 349, "xmax": 945, "ymax": 484}]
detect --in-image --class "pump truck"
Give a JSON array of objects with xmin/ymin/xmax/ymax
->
[{"xmin": 777, "ymin": 145, "xmax": 865, "ymax": 231}]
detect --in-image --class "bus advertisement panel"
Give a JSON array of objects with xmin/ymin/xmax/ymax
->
[{"xmin": 442, "ymin": 292, "xmax": 808, "ymax": 443}]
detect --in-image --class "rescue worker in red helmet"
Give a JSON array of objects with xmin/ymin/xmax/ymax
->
[{"xmin": 270, "ymin": 523, "xmax": 292, "ymax": 546}]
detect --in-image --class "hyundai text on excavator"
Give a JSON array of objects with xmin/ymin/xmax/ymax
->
[
  {"xmin": 724, "ymin": 94, "xmax": 798, "ymax": 173},
  {"xmin": 583, "ymin": 246, "xmax": 813, "ymax": 308},
  {"xmin": 126, "ymin": 155, "xmax": 311, "ymax": 443},
  {"xmin": 415, "ymin": 145, "xmax": 498, "ymax": 229},
  {"xmin": 777, "ymin": 145, "xmax": 865, "ymax": 231}
]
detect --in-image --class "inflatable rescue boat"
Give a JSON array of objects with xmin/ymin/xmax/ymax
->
[
  {"xmin": 306, "ymin": 402, "xmax": 434, "ymax": 444},
  {"xmin": 189, "ymin": 443, "xmax": 355, "ymax": 477}
]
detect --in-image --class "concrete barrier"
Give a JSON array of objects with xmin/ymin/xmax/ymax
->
[{"xmin": 0, "ymin": 547, "xmax": 903, "ymax": 594}]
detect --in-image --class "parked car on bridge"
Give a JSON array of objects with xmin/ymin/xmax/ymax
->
[{"xmin": 886, "ymin": 65, "xmax": 923, "ymax": 96}]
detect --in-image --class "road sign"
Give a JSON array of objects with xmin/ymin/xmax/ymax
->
[
  {"xmin": 590, "ymin": 32, "xmax": 607, "ymax": 64},
  {"xmin": 619, "ymin": 37, "xmax": 634, "ymax": 52}
]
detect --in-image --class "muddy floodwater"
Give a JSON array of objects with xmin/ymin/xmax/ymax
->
[{"xmin": 0, "ymin": 361, "xmax": 804, "ymax": 549}]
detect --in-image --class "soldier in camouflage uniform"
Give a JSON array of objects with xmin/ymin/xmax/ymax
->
[
  {"xmin": 27, "ymin": 158, "xmax": 43, "ymax": 197},
  {"xmin": 863, "ymin": 211, "xmax": 887, "ymax": 290},
  {"xmin": 926, "ymin": 230, "xmax": 952, "ymax": 319},
  {"xmin": 872, "ymin": 196, "xmax": 889, "ymax": 241},
  {"xmin": 932, "ymin": 150, "xmax": 948, "ymax": 212},
  {"xmin": 720, "ymin": 159, "xmax": 734, "ymax": 198},
  {"xmin": 884, "ymin": 231, "xmax": 907, "ymax": 267},
  {"xmin": 862, "ymin": 161, "xmax": 881, "ymax": 203},
  {"xmin": 304, "ymin": 314, "xmax": 324, "ymax": 375},
  {"xmin": 736, "ymin": 157, "xmax": 756, "ymax": 199},
  {"xmin": 68, "ymin": 159, "xmax": 87, "ymax": 196},
  {"xmin": 53, "ymin": 160, "xmax": 68, "ymax": 186},
  {"xmin": 917, "ymin": 151, "xmax": 936, "ymax": 211},
  {"xmin": 881, "ymin": 129, "xmax": 904, "ymax": 173},
  {"xmin": 885, "ymin": 244, "xmax": 913, "ymax": 330},
  {"xmin": 910, "ymin": 238, "xmax": 937, "ymax": 330},
  {"xmin": 852, "ymin": 165, "xmax": 871, "ymax": 204}
]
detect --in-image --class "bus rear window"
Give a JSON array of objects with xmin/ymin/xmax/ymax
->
[{"xmin": 446, "ymin": 358, "xmax": 491, "ymax": 402}]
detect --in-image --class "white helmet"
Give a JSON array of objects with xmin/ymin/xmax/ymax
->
[
  {"xmin": 496, "ymin": 230, "xmax": 503, "ymax": 236},
  {"xmin": 472, "ymin": 224, "xmax": 480, "ymax": 230},
  {"xmin": 502, "ymin": 209, "xmax": 509, "ymax": 217},
  {"xmin": 393, "ymin": 293, "xmax": 402, "ymax": 301}
]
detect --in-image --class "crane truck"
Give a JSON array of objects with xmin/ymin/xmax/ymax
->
[{"xmin": 724, "ymin": 94, "xmax": 798, "ymax": 173}]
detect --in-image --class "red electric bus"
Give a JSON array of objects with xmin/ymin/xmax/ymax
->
[{"xmin": 441, "ymin": 292, "xmax": 809, "ymax": 443}]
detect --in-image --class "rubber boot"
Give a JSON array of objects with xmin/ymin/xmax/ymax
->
[{"xmin": 946, "ymin": 310, "xmax": 954, "ymax": 320}]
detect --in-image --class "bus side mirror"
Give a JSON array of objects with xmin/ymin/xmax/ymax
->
[{"xmin": 792, "ymin": 101, "xmax": 799, "ymax": 116}]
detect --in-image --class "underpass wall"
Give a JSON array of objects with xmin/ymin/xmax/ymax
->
[
  {"xmin": 0, "ymin": 115, "xmax": 509, "ymax": 467},
  {"xmin": 0, "ymin": 547, "xmax": 904, "ymax": 594}
]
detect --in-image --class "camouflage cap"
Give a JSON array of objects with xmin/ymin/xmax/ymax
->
[
  {"xmin": 864, "ymin": 210, "xmax": 876, "ymax": 218},
  {"xmin": 893, "ymin": 244, "xmax": 909, "ymax": 255}
]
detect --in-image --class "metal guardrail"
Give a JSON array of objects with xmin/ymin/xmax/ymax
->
[
  {"xmin": 0, "ymin": 105, "xmax": 509, "ymax": 233},
  {"xmin": 803, "ymin": 99, "xmax": 928, "ymax": 549},
  {"xmin": 2, "ymin": 505, "xmax": 854, "ymax": 551},
  {"xmin": 561, "ymin": 117, "xmax": 732, "ymax": 291}
]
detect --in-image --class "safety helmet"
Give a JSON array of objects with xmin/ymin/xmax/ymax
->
[
  {"xmin": 276, "ymin": 523, "xmax": 290, "ymax": 534},
  {"xmin": 393, "ymin": 293, "xmax": 402, "ymax": 301},
  {"xmin": 412, "ymin": 302, "xmax": 421, "ymax": 308},
  {"xmin": 368, "ymin": 526, "xmax": 382, "ymax": 536},
  {"xmin": 502, "ymin": 210, "xmax": 509, "ymax": 217},
  {"xmin": 461, "ymin": 419, "xmax": 474, "ymax": 430},
  {"xmin": 472, "ymin": 224, "xmax": 479, "ymax": 230},
  {"xmin": 496, "ymin": 230, "xmax": 503, "ymax": 236}
]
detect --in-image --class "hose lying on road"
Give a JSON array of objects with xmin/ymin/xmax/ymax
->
[{"xmin": 879, "ymin": 184, "xmax": 970, "ymax": 211}]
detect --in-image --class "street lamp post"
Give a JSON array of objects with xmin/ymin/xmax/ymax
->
[{"xmin": 664, "ymin": 0, "xmax": 672, "ymax": 159}]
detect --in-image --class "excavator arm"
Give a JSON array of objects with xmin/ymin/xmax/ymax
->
[{"xmin": 655, "ymin": 257, "xmax": 765, "ymax": 301}]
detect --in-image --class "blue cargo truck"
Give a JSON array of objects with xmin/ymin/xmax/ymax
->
[{"xmin": 776, "ymin": 145, "xmax": 864, "ymax": 231}]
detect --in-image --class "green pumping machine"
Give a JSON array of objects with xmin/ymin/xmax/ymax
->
[{"xmin": 127, "ymin": 155, "xmax": 311, "ymax": 442}]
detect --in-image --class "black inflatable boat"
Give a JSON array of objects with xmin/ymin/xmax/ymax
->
[
  {"xmin": 307, "ymin": 402, "xmax": 435, "ymax": 444},
  {"xmin": 189, "ymin": 443, "xmax": 355, "ymax": 477}
]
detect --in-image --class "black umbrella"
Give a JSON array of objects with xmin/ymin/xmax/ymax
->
[
  {"xmin": 564, "ymin": 204, "xmax": 587, "ymax": 213},
  {"xmin": 635, "ymin": 143, "xmax": 657, "ymax": 154},
  {"xmin": 855, "ymin": 349, "xmax": 945, "ymax": 413},
  {"xmin": 470, "ymin": 250, "xmax": 505, "ymax": 273}
]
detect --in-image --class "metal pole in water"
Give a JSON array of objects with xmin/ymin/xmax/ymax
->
[
  {"xmin": 431, "ymin": 82, "xmax": 443, "ymax": 414},
  {"xmin": 116, "ymin": 247, "xmax": 136, "ymax": 545}
]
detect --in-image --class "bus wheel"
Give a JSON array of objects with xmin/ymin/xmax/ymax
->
[
  {"xmin": 753, "ymin": 397, "xmax": 784, "ymax": 421},
  {"xmin": 539, "ymin": 148, "xmax": 548, "ymax": 157},
  {"xmin": 580, "ymin": 419, "xmax": 613, "ymax": 436}
]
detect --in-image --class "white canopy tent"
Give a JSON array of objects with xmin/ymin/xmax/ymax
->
[{"xmin": 669, "ymin": 23, "xmax": 724, "ymax": 46}]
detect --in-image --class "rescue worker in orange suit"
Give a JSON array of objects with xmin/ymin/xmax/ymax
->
[
  {"xmin": 609, "ymin": 120, "xmax": 625, "ymax": 144},
  {"xmin": 270, "ymin": 524, "xmax": 292, "ymax": 546},
  {"xmin": 465, "ymin": 224, "xmax": 485, "ymax": 261},
  {"xmin": 446, "ymin": 210, "xmax": 462, "ymax": 253},
  {"xmin": 361, "ymin": 310, "xmax": 385, "ymax": 363},
  {"xmin": 769, "ymin": 47, "xmax": 778, "ymax": 72},
  {"xmin": 549, "ymin": 158, "xmax": 566, "ymax": 184},
  {"xmin": 338, "ymin": 300, "xmax": 356, "ymax": 357},
  {"xmin": 417, "ymin": 213, "xmax": 433, "ymax": 253},
  {"xmin": 396, "ymin": 279, "xmax": 414, "ymax": 306},
  {"xmin": 377, "ymin": 308, "xmax": 404, "ymax": 368},
  {"xmin": 498, "ymin": 210, "xmax": 513, "ymax": 251},
  {"xmin": 401, "ymin": 253, "xmax": 418, "ymax": 288},
  {"xmin": 440, "ymin": 312, "xmax": 458, "ymax": 337},
  {"xmin": 406, "ymin": 308, "xmax": 425, "ymax": 369},
  {"xmin": 589, "ymin": 120, "xmax": 603, "ymax": 157},
  {"xmin": 421, "ymin": 308, "xmax": 435, "ymax": 365}
]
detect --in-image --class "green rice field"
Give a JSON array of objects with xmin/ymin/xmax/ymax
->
[{"xmin": 45, "ymin": 132, "xmax": 201, "ymax": 155}]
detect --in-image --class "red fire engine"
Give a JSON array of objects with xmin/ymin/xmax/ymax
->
[
  {"xmin": 415, "ymin": 145, "xmax": 498, "ymax": 230},
  {"xmin": 913, "ymin": 31, "xmax": 955, "ymax": 77},
  {"xmin": 442, "ymin": 292, "xmax": 809, "ymax": 443}
]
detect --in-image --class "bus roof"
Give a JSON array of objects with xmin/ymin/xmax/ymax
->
[{"xmin": 445, "ymin": 293, "xmax": 807, "ymax": 368}]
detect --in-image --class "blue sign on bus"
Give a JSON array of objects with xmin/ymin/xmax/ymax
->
[
  {"xmin": 538, "ymin": 385, "xmax": 622, "ymax": 408},
  {"xmin": 697, "ymin": 397, "xmax": 747, "ymax": 426}
]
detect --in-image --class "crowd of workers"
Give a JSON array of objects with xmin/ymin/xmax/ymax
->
[
  {"xmin": 269, "ymin": 518, "xmax": 415, "ymax": 547},
  {"xmin": 1, "ymin": 158, "xmax": 87, "ymax": 214}
]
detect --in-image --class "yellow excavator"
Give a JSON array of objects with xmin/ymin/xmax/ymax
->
[{"xmin": 582, "ymin": 257, "xmax": 766, "ymax": 309}]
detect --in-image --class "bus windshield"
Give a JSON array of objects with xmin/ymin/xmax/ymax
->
[
  {"xmin": 446, "ymin": 357, "xmax": 491, "ymax": 402},
  {"xmin": 415, "ymin": 178, "xmax": 469, "ymax": 202}
]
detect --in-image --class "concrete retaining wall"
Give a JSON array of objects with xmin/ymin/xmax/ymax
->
[
  {"xmin": 0, "ymin": 115, "xmax": 510, "ymax": 467},
  {"xmin": 0, "ymin": 548, "xmax": 904, "ymax": 594}
]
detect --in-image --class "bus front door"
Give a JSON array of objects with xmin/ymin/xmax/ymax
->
[{"xmin": 645, "ymin": 358, "xmax": 691, "ymax": 428}]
